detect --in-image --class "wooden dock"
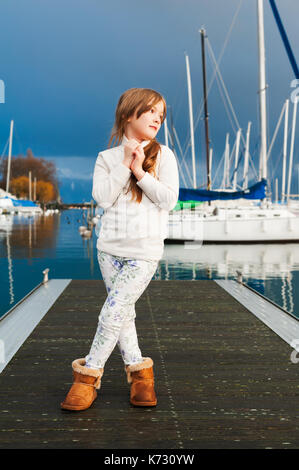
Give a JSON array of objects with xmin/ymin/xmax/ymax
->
[{"xmin": 0, "ymin": 279, "xmax": 298, "ymax": 449}]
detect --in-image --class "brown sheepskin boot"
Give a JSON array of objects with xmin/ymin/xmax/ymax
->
[
  {"xmin": 125, "ymin": 357, "xmax": 157, "ymax": 406},
  {"xmin": 61, "ymin": 358, "xmax": 104, "ymax": 411}
]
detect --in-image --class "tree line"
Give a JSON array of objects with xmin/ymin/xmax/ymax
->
[{"xmin": 0, "ymin": 149, "xmax": 59, "ymax": 203}]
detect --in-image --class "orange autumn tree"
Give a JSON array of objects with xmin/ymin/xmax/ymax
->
[
  {"xmin": 36, "ymin": 180, "xmax": 55, "ymax": 202},
  {"xmin": 0, "ymin": 149, "xmax": 59, "ymax": 201},
  {"xmin": 10, "ymin": 176, "xmax": 56, "ymax": 203},
  {"xmin": 10, "ymin": 176, "xmax": 29, "ymax": 198}
]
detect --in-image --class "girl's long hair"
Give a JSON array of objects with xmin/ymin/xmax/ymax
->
[{"xmin": 108, "ymin": 88, "xmax": 167, "ymax": 204}]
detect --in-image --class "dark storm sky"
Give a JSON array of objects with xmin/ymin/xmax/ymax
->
[{"xmin": 0, "ymin": 0, "xmax": 298, "ymax": 201}]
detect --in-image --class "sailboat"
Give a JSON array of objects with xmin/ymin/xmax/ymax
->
[
  {"xmin": 166, "ymin": 0, "xmax": 299, "ymax": 243},
  {"xmin": 0, "ymin": 120, "xmax": 42, "ymax": 214}
]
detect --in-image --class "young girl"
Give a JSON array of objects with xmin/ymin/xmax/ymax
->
[{"xmin": 61, "ymin": 88, "xmax": 179, "ymax": 411}]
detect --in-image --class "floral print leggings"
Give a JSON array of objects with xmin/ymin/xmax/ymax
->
[{"xmin": 84, "ymin": 250, "xmax": 159, "ymax": 369}]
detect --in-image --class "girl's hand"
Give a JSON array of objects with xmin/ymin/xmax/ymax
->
[
  {"xmin": 130, "ymin": 145, "xmax": 146, "ymax": 174},
  {"xmin": 123, "ymin": 139, "xmax": 140, "ymax": 168}
]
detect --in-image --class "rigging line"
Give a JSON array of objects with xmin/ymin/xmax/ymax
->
[
  {"xmin": 172, "ymin": 126, "xmax": 193, "ymax": 187},
  {"xmin": 165, "ymin": 118, "xmax": 192, "ymax": 187},
  {"xmin": 12, "ymin": 123, "xmax": 25, "ymax": 156},
  {"xmin": 227, "ymin": 137, "xmax": 237, "ymax": 186},
  {"xmin": 247, "ymin": 136, "xmax": 260, "ymax": 180},
  {"xmin": 269, "ymin": 126, "xmax": 292, "ymax": 186},
  {"xmin": 206, "ymin": 37, "xmax": 258, "ymax": 181},
  {"xmin": 237, "ymin": 144, "xmax": 257, "ymax": 188},
  {"xmin": 210, "ymin": 49, "xmax": 258, "ymax": 188},
  {"xmin": 175, "ymin": 153, "xmax": 188, "ymax": 189},
  {"xmin": 231, "ymin": 143, "xmax": 246, "ymax": 181},
  {"xmin": 269, "ymin": 0, "xmax": 299, "ymax": 79},
  {"xmin": 192, "ymin": 0, "xmax": 244, "ymax": 139},
  {"xmin": 228, "ymin": 135, "xmax": 252, "ymax": 187},
  {"xmin": 1, "ymin": 137, "xmax": 9, "ymax": 159},
  {"xmin": 220, "ymin": 142, "xmax": 228, "ymax": 189},
  {"xmin": 181, "ymin": 0, "xmax": 244, "ymax": 159},
  {"xmin": 269, "ymin": 147, "xmax": 283, "ymax": 185},
  {"xmin": 180, "ymin": 36, "xmax": 232, "ymax": 164},
  {"xmin": 213, "ymin": 58, "xmax": 238, "ymax": 134},
  {"xmin": 211, "ymin": 148, "xmax": 226, "ymax": 188},
  {"xmin": 239, "ymin": 146, "xmax": 251, "ymax": 188},
  {"xmin": 166, "ymin": 124, "xmax": 189, "ymax": 187},
  {"xmin": 173, "ymin": 35, "xmax": 199, "ymax": 125},
  {"xmin": 194, "ymin": 0, "xmax": 243, "ymax": 135},
  {"xmin": 172, "ymin": 38, "xmax": 202, "ymax": 155},
  {"xmin": 220, "ymin": 134, "xmax": 237, "ymax": 188},
  {"xmin": 246, "ymin": 146, "xmax": 258, "ymax": 181},
  {"xmin": 248, "ymin": 141, "xmax": 258, "ymax": 179},
  {"xmin": 206, "ymin": 39, "xmax": 241, "ymax": 141},
  {"xmin": 171, "ymin": 73, "xmax": 188, "ymax": 130},
  {"xmin": 266, "ymin": 100, "xmax": 286, "ymax": 163}
]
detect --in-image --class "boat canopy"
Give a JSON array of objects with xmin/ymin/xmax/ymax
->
[
  {"xmin": 173, "ymin": 200, "xmax": 204, "ymax": 211},
  {"xmin": 0, "ymin": 196, "xmax": 39, "ymax": 207},
  {"xmin": 178, "ymin": 178, "xmax": 267, "ymax": 202}
]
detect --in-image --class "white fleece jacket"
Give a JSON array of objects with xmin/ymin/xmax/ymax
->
[{"xmin": 92, "ymin": 134, "xmax": 179, "ymax": 261}]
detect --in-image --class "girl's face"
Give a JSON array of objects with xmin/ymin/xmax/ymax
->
[{"xmin": 125, "ymin": 100, "xmax": 165, "ymax": 143}]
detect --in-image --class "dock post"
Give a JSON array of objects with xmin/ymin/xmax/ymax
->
[{"xmin": 42, "ymin": 268, "xmax": 49, "ymax": 284}]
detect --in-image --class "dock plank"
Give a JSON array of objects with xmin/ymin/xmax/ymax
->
[{"xmin": 0, "ymin": 279, "xmax": 298, "ymax": 449}]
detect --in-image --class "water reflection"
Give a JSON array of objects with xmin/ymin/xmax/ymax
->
[
  {"xmin": 163, "ymin": 243, "xmax": 299, "ymax": 280},
  {"xmin": 0, "ymin": 212, "xmax": 60, "ymax": 311},
  {"xmin": 0, "ymin": 209, "xmax": 299, "ymax": 319},
  {"xmin": 162, "ymin": 243, "xmax": 298, "ymax": 317},
  {"xmin": 0, "ymin": 213, "xmax": 59, "ymax": 256},
  {"xmin": 6, "ymin": 232, "xmax": 14, "ymax": 306}
]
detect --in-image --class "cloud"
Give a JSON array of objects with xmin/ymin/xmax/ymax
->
[{"xmin": 44, "ymin": 156, "xmax": 94, "ymax": 181}]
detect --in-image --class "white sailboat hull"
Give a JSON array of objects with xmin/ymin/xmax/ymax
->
[{"xmin": 166, "ymin": 207, "xmax": 299, "ymax": 242}]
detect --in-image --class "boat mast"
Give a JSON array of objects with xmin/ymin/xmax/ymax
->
[
  {"xmin": 257, "ymin": 0, "xmax": 267, "ymax": 181},
  {"xmin": 209, "ymin": 148, "xmax": 213, "ymax": 189},
  {"xmin": 168, "ymin": 105, "xmax": 176, "ymax": 154},
  {"xmin": 5, "ymin": 120, "xmax": 14, "ymax": 194},
  {"xmin": 243, "ymin": 121, "xmax": 252, "ymax": 189},
  {"xmin": 185, "ymin": 53, "xmax": 197, "ymax": 188},
  {"xmin": 281, "ymin": 99, "xmax": 289, "ymax": 203},
  {"xmin": 223, "ymin": 133, "xmax": 230, "ymax": 188},
  {"xmin": 164, "ymin": 117, "xmax": 169, "ymax": 147},
  {"xmin": 233, "ymin": 129, "xmax": 241, "ymax": 190},
  {"xmin": 286, "ymin": 97, "xmax": 298, "ymax": 202},
  {"xmin": 200, "ymin": 28, "xmax": 211, "ymax": 190}
]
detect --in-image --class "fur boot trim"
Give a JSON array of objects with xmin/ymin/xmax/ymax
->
[
  {"xmin": 72, "ymin": 358, "xmax": 104, "ymax": 389},
  {"xmin": 125, "ymin": 357, "xmax": 153, "ymax": 384}
]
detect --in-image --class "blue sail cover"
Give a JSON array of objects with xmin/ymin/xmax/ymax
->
[
  {"xmin": 178, "ymin": 178, "xmax": 267, "ymax": 202},
  {"xmin": 2, "ymin": 196, "xmax": 39, "ymax": 207}
]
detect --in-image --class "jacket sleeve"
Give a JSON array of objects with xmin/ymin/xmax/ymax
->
[
  {"xmin": 92, "ymin": 152, "xmax": 132, "ymax": 209},
  {"xmin": 136, "ymin": 146, "xmax": 179, "ymax": 211}
]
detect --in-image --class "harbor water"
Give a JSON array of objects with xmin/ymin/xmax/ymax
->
[{"xmin": 1, "ymin": 209, "xmax": 299, "ymax": 319}]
